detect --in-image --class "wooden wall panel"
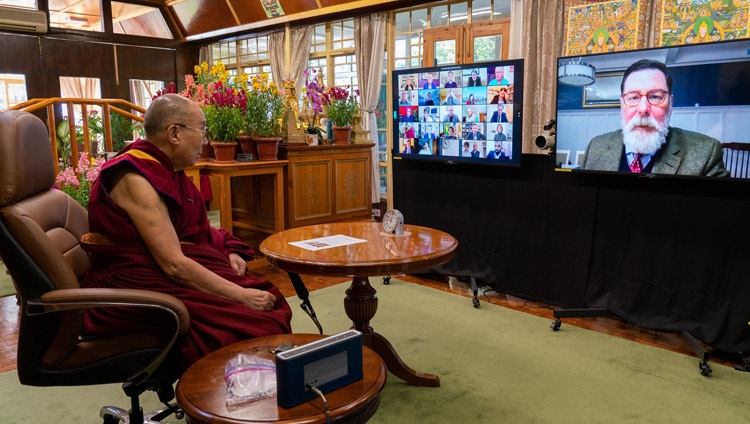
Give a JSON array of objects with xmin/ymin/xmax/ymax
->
[{"xmin": 0, "ymin": 32, "xmax": 198, "ymax": 110}]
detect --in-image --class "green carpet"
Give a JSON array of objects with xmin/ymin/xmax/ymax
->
[
  {"xmin": 0, "ymin": 280, "xmax": 748, "ymax": 423},
  {"xmin": 0, "ymin": 262, "xmax": 15, "ymax": 297}
]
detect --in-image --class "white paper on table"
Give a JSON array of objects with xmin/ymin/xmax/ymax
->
[{"xmin": 288, "ymin": 235, "xmax": 367, "ymax": 251}]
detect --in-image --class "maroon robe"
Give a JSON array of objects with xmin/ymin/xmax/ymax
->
[{"xmin": 82, "ymin": 139, "xmax": 292, "ymax": 372}]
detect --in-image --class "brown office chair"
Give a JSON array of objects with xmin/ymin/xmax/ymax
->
[
  {"xmin": 721, "ymin": 142, "xmax": 750, "ymax": 179},
  {"xmin": 0, "ymin": 110, "xmax": 190, "ymax": 423}
]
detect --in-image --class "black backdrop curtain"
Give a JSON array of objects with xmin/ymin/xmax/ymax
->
[{"xmin": 393, "ymin": 154, "xmax": 750, "ymax": 353}]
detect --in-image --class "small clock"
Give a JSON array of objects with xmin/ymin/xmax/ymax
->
[{"xmin": 382, "ymin": 209, "xmax": 404, "ymax": 236}]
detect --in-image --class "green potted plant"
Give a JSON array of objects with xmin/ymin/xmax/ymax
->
[
  {"xmin": 182, "ymin": 61, "xmax": 247, "ymax": 161},
  {"xmin": 244, "ymin": 72, "xmax": 285, "ymax": 160},
  {"xmin": 109, "ymin": 112, "xmax": 138, "ymax": 152},
  {"xmin": 322, "ymin": 86, "xmax": 360, "ymax": 144}
]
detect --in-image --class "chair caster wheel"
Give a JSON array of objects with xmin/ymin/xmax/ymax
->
[
  {"xmin": 472, "ymin": 297, "xmax": 480, "ymax": 308},
  {"xmin": 102, "ymin": 415, "xmax": 120, "ymax": 424},
  {"xmin": 550, "ymin": 319, "xmax": 561, "ymax": 331},
  {"xmin": 382, "ymin": 276, "xmax": 391, "ymax": 285},
  {"xmin": 699, "ymin": 360, "xmax": 712, "ymax": 377}
]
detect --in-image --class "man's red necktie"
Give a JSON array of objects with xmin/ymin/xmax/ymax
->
[{"xmin": 630, "ymin": 153, "xmax": 642, "ymax": 173}]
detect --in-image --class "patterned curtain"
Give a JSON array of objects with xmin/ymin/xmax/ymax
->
[
  {"xmin": 269, "ymin": 30, "xmax": 286, "ymax": 84},
  {"xmin": 521, "ymin": 0, "xmax": 564, "ymax": 154},
  {"xmin": 354, "ymin": 12, "xmax": 386, "ymax": 202}
]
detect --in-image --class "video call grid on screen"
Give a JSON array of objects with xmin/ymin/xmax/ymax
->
[
  {"xmin": 393, "ymin": 59, "xmax": 523, "ymax": 166},
  {"xmin": 555, "ymin": 38, "xmax": 750, "ymax": 180}
]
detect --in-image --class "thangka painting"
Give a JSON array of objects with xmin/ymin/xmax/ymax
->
[
  {"xmin": 659, "ymin": 0, "xmax": 750, "ymax": 46},
  {"xmin": 260, "ymin": 0, "xmax": 285, "ymax": 18},
  {"xmin": 564, "ymin": 0, "xmax": 648, "ymax": 56}
]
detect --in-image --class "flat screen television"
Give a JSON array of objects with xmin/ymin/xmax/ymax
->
[
  {"xmin": 555, "ymin": 38, "xmax": 750, "ymax": 180},
  {"xmin": 392, "ymin": 59, "xmax": 524, "ymax": 166}
]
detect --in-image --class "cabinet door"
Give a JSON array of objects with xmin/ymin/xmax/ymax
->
[
  {"xmin": 335, "ymin": 156, "xmax": 371, "ymax": 214},
  {"xmin": 289, "ymin": 158, "xmax": 333, "ymax": 227}
]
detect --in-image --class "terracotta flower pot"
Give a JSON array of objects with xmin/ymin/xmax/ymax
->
[
  {"xmin": 199, "ymin": 144, "xmax": 212, "ymax": 160},
  {"xmin": 211, "ymin": 141, "xmax": 237, "ymax": 162},
  {"xmin": 255, "ymin": 137, "xmax": 281, "ymax": 161},
  {"xmin": 331, "ymin": 126, "xmax": 352, "ymax": 145},
  {"xmin": 238, "ymin": 135, "xmax": 257, "ymax": 158}
]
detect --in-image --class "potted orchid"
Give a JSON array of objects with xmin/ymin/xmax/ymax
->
[
  {"xmin": 322, "ymin": 86, "xmax": 360, "ymax": 144},
  {"xmin": 301, "ymin": 68, "xmax": 325, "ymax": 143}
]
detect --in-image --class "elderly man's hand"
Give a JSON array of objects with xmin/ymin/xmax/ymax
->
[
  {"xmin": 241, "ymin": 288, "xmax": 277, "ymax": 312},
  {"xmin": 229, "ymin": 253, "xmax": 247, "ymax": 276}
]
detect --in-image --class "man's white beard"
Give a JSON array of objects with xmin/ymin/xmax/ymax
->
[{"xmin": 621, "ymin": 112, "xmax": 670, "ymax": 155}]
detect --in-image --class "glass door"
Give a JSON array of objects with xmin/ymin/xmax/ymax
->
[
  {"xmin": 423, "ymin": 26, "xmax": 463, "ymax": 66},
  {"xmin": 423, "ymin": 19, "xmax": 509, "ymax": 66}
]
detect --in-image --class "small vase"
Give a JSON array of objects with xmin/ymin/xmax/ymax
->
[
  {"xmin": 331, "ymin": 126, "xmax": 352, "ymax": 145},
  {"xmin": 238, "ymin": 135, "xmax": 257, "ymax": 158},
  {"xmin": 255, "ymin": 136, "xmax": 281, "ymax": 161},
  {"xmin": 211, "ymin": 141, "xmax": 237, "ymax": 162}
]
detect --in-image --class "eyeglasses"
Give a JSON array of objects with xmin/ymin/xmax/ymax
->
[
  {"xmin": 621, "ymin": 90, "xmax": 670, "ymax": 107},
  {"xmin": 172, "ymin": 123, "xmax": 209, "ymax": 137}
]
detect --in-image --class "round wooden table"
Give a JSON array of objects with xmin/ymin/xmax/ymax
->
[
  {"xmin": 259, "ymin": 222, "xmax": 458, "ymax": 387},
  {"xmin": 176, "ymin": 334, "xmax": 386, "ymax": 423}
]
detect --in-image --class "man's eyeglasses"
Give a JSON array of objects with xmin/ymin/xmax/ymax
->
[
  {"xmin": 621, "ymin": 90, "xmax": 670, "ymax": 107},
  {"xmin": 172, "ymin": 123, "xmax": 209, "ymax": 137}
]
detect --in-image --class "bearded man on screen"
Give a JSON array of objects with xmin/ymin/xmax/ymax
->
[{"xmin": 582, "ymin": 59, "xmax": 729, "ymax": 177}]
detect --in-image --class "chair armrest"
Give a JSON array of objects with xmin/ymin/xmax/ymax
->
[{"xmin": 32, "ymin": 288, "xmax": 190, "ymax": 335}]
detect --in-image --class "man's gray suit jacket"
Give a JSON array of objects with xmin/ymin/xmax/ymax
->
[{"xmin": 582, "ymin": 127, "xmax": 729, "ymax": 177}]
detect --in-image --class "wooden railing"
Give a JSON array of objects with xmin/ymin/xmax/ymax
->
[{"xmin": 7, "ymin": 98, "xmax": 145, "ymax": 173}]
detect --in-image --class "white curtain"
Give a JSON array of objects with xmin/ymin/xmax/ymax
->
[
  {"xmin": 354, "ymin": 12, "xmax": 386, "ymax": 203},
  {"xmin": 508, "ymin": 0, "xmax": 524, "ymax": 59},
  {"xmin": 59, "ymin": 76, "xmax": 101, "ymax": 120},
  {"xmin": 290, "ymin": 26, "xmax": 314, "ymax": 95},
  {"xmin": 269, "ymin": 26, "xmax": 313, "ymax": 95},
  {"xmin": 269, "ymin": 30, "xmax": 286, "ymax": 84}
]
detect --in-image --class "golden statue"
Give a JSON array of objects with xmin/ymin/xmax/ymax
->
[{"xmin": 282, "ymin": 77, "xmax": 298, "ymax": 114}]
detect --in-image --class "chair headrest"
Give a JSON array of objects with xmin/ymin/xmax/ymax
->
[{"xmin": 0, "ymin": 111, "xmax": 55, "ymax": 207}]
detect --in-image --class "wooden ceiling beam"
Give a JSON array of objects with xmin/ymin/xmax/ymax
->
[{"xmin": 183, "ymin": 0, "xmax": 401, "ymax": 43}]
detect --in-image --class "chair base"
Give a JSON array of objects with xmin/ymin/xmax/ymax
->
[{"xmin": 100, "ymin": 402, "xmax": 181, "ymax": 424}]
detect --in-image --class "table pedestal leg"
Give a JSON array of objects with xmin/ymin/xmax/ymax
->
[{"xmin": 344, "ymin": 277, "xmax": 440, "ymax": 387}]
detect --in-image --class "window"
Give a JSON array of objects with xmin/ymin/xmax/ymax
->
[
  {"xmin": 111, "ymin": 2, "xmax": 172, "ymax": 39},
  {"xmin": 49, "ymin": 0, "xmax": 102, "ymax": 32},
  {"xmin": 309, "ymin": 19, "xmax": 357, "ymax": 91},
  {"xmin": 394, "ymin": 0, "xmax": 512, "ymax": 69},
  {"xmin": 211, "ymin": 34, "xmax": 273, "ymax": 83},
  {"xmin": 0, "ymin": 73, "xmax": 28, "ymax": 109},
  {"xmin": 43, "ymin": 0, "xmax": 173, "ymax": 38},
  {"xmin": 129, "ymin": 79, "xmax": 164, "ymax": 110}
]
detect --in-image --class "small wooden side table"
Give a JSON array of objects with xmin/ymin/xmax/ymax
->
[
  {"xmin": 176, "ymin": 333, "xmax": 386, "ymax": 424},
  {"xmin": 260, "ymin": 222, "xmax": 458, "ymax": 387}
]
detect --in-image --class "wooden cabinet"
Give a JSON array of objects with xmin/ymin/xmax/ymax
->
[{"xmin": 279, "ymin": 143, "xmax": 374, "ymax": 228}]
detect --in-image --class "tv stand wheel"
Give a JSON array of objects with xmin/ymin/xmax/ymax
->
[
  {"xmin": 472, "ymin": 296, "xmax": 480, "ymax": 308},
  {"xmin": 699, "ymin": 360, "xmax": 712, "ymax": 377},
  {"xmin": 550, "ymin": 319, "xmax": 562, "ymax": 331},
  {"xmin": 382, "ymin": 276, "xmax": 391, "ymax": 285}
]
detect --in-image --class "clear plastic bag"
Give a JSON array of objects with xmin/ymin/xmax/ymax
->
[{"xmin": 224, "ymin": 354, "xmax": 277, "ymax": 406}]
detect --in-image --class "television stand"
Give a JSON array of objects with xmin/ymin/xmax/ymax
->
[{"xmin": 550, "ymin": 308, "xmax": 713, "ymax": 376}]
